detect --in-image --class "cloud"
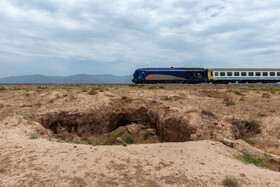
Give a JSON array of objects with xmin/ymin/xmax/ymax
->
[{"xmin": 0, "ymin": 0, "xmax": 280, "ymax": 77}]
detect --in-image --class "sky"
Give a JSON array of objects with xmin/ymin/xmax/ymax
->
[{"xmin": 0, "ymin": 0, "xmax": 280, "ymax": 77}]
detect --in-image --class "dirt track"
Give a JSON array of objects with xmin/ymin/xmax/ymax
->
[{"xmin": 1, "ymin": 84, "xmax": 280, "ymax": 186}]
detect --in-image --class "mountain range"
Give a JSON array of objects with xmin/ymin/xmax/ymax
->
[{"xmin": 0, "ymin": 74, "xmax": 132, "ymax": 84}]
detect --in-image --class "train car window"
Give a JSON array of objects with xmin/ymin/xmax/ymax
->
[
  {"xmin": 270, "ymin": 72, "xmax": 275, "ymax": 76},
  {"xmin": 256, "ymin": 72, "xmax": 261, "ymax": 76},
  {"xmin": 185, "ymin": 72, "xmax": 191, "ymax": 79},
  {"xmin": 263, "ymin": 72, "xmax": 268, "ymax": 76},
  {"xmin": 220, "ymin": 72, "xmax": 225, "ymax": 76},
  {"xmin": 215, "ymin": 72, "xmax": 219, "ymax": 76},
  {"xmin": 227, "ymin": 72, "xmax": 232, "ymax": 76},
  {"xmin": 234, "ymin": 72, "xmax": 240, "ymax": 76},
  {"xmin": 241, "ymin": 72, "xmax": 247, "ymax": 76},
  {"xmin": 277, "ymin": 72, "xmax": 280, "ymax": 76},
  {"xmin": 197, "ymin": 72, "xmax": 203, "ymax": 78},
  {"xmin": 248, "ymin": 72, "xmax": 254, "ymax": 76}
]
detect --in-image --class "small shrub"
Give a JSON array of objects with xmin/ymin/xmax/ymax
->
[
  {"xmin": 81, "ymin": 88, "xmax": 87, "ymax": 92},
  {"xmin": 116, "ymin": 130, "xmax": 123, "ymax": 137},
  {"xmin": 222, "ymin": 175, "xmax": 241, "ymax": 187},
  {"xmin": 89, "ymin": 90, "xmax": 97, "ymax": 95},
  {"xmin": 74, "ymin": 139, "xmax": 81, "ymax": 144},
  {"xmin": 105, "ymin": 139, "xmax": 113, "ymax": 145},
  {"xmin": 251, "ymin": 88, "xmax": 257, "ymax": 91},
  {"xmin": 65, "ymin": 137, "xmax": 73, "ymax": 142},
  {"xmin": 89, "ymin": 141, "xmax": 97, "ymax": 146},
  {"xmin": 144, "ymin": 131, "xmax": 150, "ymax": 140},
  {"xmin": 234, "ymin": 90, "xmax": 242, "ymax": 95},
  {"xmin": 29, "ymin": 133, "xmax": 38, "ymax": 139},
  {"xmin": 13, "ymin": 87, "xmax": 21, "ymax": 90},
  {"xmin": 235, "ymin": 153, "xmax": 266, "ymax": 166},
  {"xmin": 122, "ymin": 142, "xmax": 128, "ymax": 146},
  {"xmin": 241, "ymin": 137, "xmax": 256, "ymax": 145},
  {"xmin": 258, "ymin": 113, "xmax": 267, "ymax": 117},
  {"xmin": 0, "ymin": 104, "xmax": 4, "ymax": 108},
  {"xmin": 0, "ymin": 87, "xmax": 6, "ymax": 91},
  {"xmin": 99, "ymin": 89, "xmax": 104, "ymax": 92},
  {"xmin": 162, "ymin": 96, "xmax": 172, "ymax": 101},
  {"xmin": 152, "ymin": 100, "xmax": 157, "ymax": 103},
  {"xmin": 159, "ymin": 86, "xmax": 165, "ymax": 89},
  {"xmin": 55, "ymin": 94, "xmax": 61, "ymax": 99},
  {"xmin": 262, "ymin": 88, "xmax": 270, "ymax": 91},
  {"xmin": 148, "ymin": 86, "xmax": 156, "ymax": 90},
  {"xmin": 23, "ymin": 87, "xmax": 32, "ymax": 91},
  {"xmin": 224, "ymin": 97, "xmax": 230, "ymax": 101},
  {"xmin": 201, "ymin": 110, "xmax": 215, "ymax": 117},
  {"xmin": 34, "ymin": 103, "xmax": 41, "ymax": 107},
  {"xmin": 240, "ymin": 97, "xmax": 244, "ymax": 101},
  {"xmin": 124, "ymin": 136, "xmax": 134, "ymax": 144},
  {"xmin": 270, "ymin": 109, "xmax": 276, "ymax": 113},
  {"xmin": 61, "ymin": 132, "xmax": 67, "ymax": 140},
  {"xmin": 0, "ymin": 167, "xmax": 5, "ymax": 173},
  {"xmin": 129, "ymin": 84, "xmax": 137, "ymax": 87},
  {"xmin": 225, "ymin": 100, "xmax": 235, "ymax": 106},
  {"xmin": 262, "ymin": 93, "xmax": 270, "ymax": 98},
  {"xmin": 91, "ymin": 87, "xmax": 102, "ymax": 90},
  {"xmin": 229, "ymin": 117, "xmax": 261, "ymax": 137},
  {"xmin": 20, "ymin": 104, "xmax": 33, "ymax": 108}
]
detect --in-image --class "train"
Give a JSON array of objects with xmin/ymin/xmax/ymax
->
[{"xmin": 132, "ymin": 67, "xmax": 280, "ymax": 84}]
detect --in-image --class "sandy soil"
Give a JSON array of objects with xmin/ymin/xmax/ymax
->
[{"xmin": 1, "ymin": 84, "xmax": 280, "ymax": 186}]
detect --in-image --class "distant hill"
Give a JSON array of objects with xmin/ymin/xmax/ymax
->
[{"xmin": 0, "ymin": 74, "xmax": 132, "ymax": 84}]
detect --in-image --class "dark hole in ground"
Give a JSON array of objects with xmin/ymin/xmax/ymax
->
[
  {"xmin": 114, "ymin": 120, "xmax": 139, "ymax": 131},
  {"xmin": 39, "ymin": 110, "xmax": 161, "ymax": 145}
]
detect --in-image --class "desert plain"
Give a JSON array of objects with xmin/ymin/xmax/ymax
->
[{"xmin": 0, "ymin": 84, "xmax": 280, "ymax": 186}]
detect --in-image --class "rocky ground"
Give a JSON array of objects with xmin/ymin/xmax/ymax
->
[{"xmin": 0, "ymin": 84, "xmax": 280, "ymax": 186}]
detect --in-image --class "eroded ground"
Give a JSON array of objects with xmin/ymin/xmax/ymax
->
[{"xmin": 0, "ymin": 84, "xmax": 280, "ymax": 186}]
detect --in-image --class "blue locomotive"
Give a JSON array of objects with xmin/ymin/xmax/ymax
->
[
  {"xmin": 132, "ymin": 67, "xmax": 280, "ymax": 84},
  {"xmin": 132, "ymin": 67, "xmax": 207, "ymax": 84}
]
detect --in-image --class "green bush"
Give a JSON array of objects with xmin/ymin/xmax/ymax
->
[
  {"xmin": 89, "ymin": 141, "xmax": 97, "ymax": 146},
  {"xmin": 34, "ymin": 103, "xmax": 42, "ymax": 107},
  {"xmin": 20, "ymin": 104, "xmax": 33, "ymax": 108},
  {"xmin": 91, "ymin": 87, "xmax": 102, "ymax": 90},
  {"xmin": 222, "ymin": 175, "xmax": 241, "ymax": 187},
  {"xmin": 29, "ymin": 133, "xmax": 38, "ymax": 139},
  {"xmin": 258, "ymin": 113, "xmax": 267, "ymax": 117},
  {"xmin": 116, "ymin": 130, "xmax": 123, "ymax": 137},
  {"xmin": 144, "ymin": 131, "xmax": 150, "ymax": 140},
  {"xmin": 262, "ymin": 93, "xmax": 270, "ymax": 98},
  {"xmin": 74, "ymin": 139, "xmax": 82, "ymax": 144},
  {"xmin": 81, "ymin": 88, "xmax": 87, "ymax": 92},
  {"xmin": 225, "ymin": 100, "xmax": 235, "ymax": 106},
  {"xmin": 0, "ymin": 167, "xmax": 5, "ymax": 173},
  {"xmin": 235, "ymin": 153, "xmax": 266, "ymax": 166},
  {"xmin": 89, "ymin": 90, "xmax": 97, "ymax": 95},
  {"xmin": 122, "ymin": 142, "xmax": 127, "ymax": 146}
]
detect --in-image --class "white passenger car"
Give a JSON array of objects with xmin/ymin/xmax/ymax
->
[{"xmin": 207, "ymin": 68, "xmax": 280, "ymax": 83}]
